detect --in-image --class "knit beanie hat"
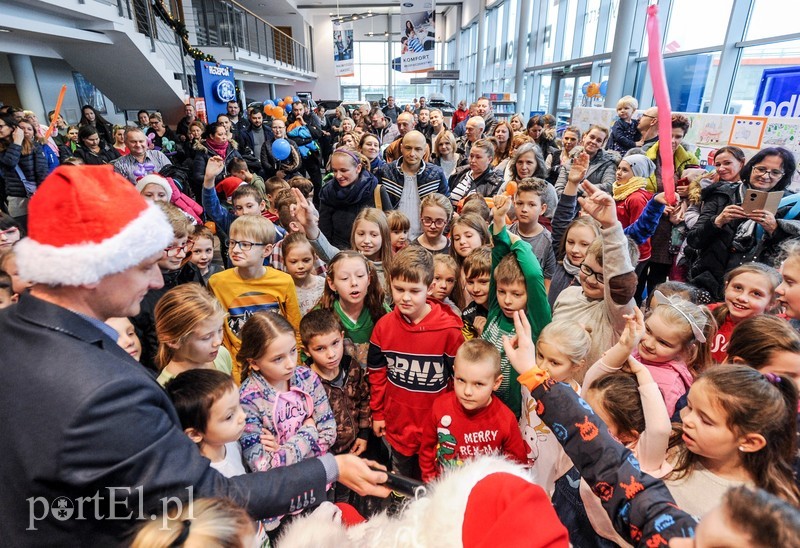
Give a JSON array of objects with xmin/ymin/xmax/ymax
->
[
  {"xmin": 136, "ymin": 174, "xmax": 173, "ymax": 201},
  {"xmin": 622, "ymin": 154, "xmax": 656, "ymax": 179},
  {"xmin": 15, "ymin": 165, "xmax": 173, "ymax": 286},
  {"xmin": 216, "ymin": 176, "xmax": 245, "ymax": 202}
]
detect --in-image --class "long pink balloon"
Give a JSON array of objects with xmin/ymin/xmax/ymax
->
[{"xmin": 646, "ymin": 5, "xmax": 676, "ymax": 205}]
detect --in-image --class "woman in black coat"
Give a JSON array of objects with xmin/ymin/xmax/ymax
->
[
  {"xmin": 74, "ymin": 125, "xmax": 121, "ymax": 165},
  {"xmin": 687, "ymin": 147, "xmax": 799, "ymax": 299}
]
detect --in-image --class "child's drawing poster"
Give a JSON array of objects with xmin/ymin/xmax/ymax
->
[
  {"xmin": 763, "ymin": 120, "xmax": 800, "ymax": 157},
  {"xmin": 729, "ymin": 116, "xmax": 767, "ymax": 149}
]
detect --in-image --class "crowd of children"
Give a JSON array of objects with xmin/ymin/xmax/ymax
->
[{"xmin": 4, "ymin": 121, "xmax": 800, "ymax": 547}]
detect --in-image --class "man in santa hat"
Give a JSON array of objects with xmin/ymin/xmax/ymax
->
[{"xmin": 0, "ymin": 165, "xmax": 389, "ymax": 545}]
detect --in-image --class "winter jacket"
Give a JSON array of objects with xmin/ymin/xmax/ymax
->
[
  {"xmin": 555, "ymin": 148, "xmax": 617, "ymax": 196},
  {"xmin": 287, "ymin": 124, "xmax": 320, "ymax": 158},
  {"xmin": 191, "ymin": 140, "xmax": 242, "ymax": 192},
  {"xmin": 607, "ymin": 118, "xmax": 640, "ymax": 154},
  {"xmin": 74, "ymin": 145, "xmax": 121, "ymax": 166},
  {"xmin": 451, "ymin": 108, "xmax": 468, "ymax": 130},
  {"xmin": 616, "ymin": 188, "xmax": 654, "ymax": 262},
  {"xmin": 448, "ymin": 165, "xmax": 505, "ymax": 206},
  {"xmin": 239, "ymin": 365, "xmax": 336, "ymax": 472},
  {"xmin": 318, "ymin": 168, "xmax": 392, "ymax": 249},
  {"xmin": 367, "ymin": 299, "xmax": 464, "ymax": 456},
  {"xmin": 645, "ymin": 143, "xmax": 697, "ymax": 193},
  {"xmin": 238, "ymin": 125, "xmax": 275, "ymax": 157},
  {"xmin": 314, "ymin": 350, "xmax": 371, "ymax": 455},
  {"xmin": 0, "ymin": 142, "xmax": 48, "ymax": 199},
  {"xmin": 376, "ymin": 159, "xmax": 450, "ymax": 209},
  {"xmin": 686, "ymin": 182, "xmax": 800, "ymax": 299},
  {"xmin": 261, "ymin": 137, "xmax": 302, "ymax": 179}
]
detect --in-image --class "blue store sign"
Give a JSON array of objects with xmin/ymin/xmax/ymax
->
[
  {"xmin": 754, "ymin": 66, "xmax": 800, "ymax": 118},
  {"xmin": 195, "ymin": 61, "xmax": 237, "ymax": 123}
]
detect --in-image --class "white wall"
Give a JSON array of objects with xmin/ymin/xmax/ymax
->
[
  {"xmin": 268, "ymin": 15, "xmax": 309, "ymax": 48},
  {"xmin": 308, "ymin": 14, "xmax": 339, "ymax": 101}
]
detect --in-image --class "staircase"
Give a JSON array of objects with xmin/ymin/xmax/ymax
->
[{"xmin": 21, "ymin": 0, "xmax": 191, "ymax": 117}]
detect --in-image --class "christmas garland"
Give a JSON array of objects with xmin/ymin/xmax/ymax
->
[{"xmin": 151, "ymin": 0, "xmax": 217, "ymax": 62}]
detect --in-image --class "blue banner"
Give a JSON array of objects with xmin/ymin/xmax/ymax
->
[
  {"xmin": 194, "ymin": 61, "xmax": 236, "ymax": 124},
  {"xmin": 754, "ymin": 66, "xmax": 800, "ymax": 118}
]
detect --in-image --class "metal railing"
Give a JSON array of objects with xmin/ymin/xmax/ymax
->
[
  {"xmin": 192, "ymin": 0, "xmax": 313, "ymax": 73},
  {"xmin": 88, "ymin": 0, "xmax": 192, "ymax": 90}
]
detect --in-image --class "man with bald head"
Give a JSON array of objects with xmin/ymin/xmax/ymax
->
[
  {"xmin": 457, "ymin": 116, "xmax": 485, "ymax": 159},
  {"xmin": 636, "ymin": 106, "xmax": 659, "ymax": 149},
  {"xmin": 376, "ymin": 130, "xmax": 449, "ymax": 239},
  {"xmin": 384, "ymin": 111, "xmax": 430, "ymax": 163}
]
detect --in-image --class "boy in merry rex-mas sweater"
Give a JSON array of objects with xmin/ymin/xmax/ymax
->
[
  {"xmin": 419, "ymin": 339, "xmax": 527, "ymax": 482},
  {"xmin": 368, "ymin": 246, "xmax": 464, "ymax": 479}
]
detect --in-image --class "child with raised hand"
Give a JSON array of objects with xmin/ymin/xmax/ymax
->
[
  {"xmin": 154, "ymin": 283, "xmax": 232, "ymax": 387},
  {"xmin": 300, "ymin": 309, "xmax": 371, "ymax": 502},
  {"xmin": 413, "ymin": 192, "xmax": 452, "ymax": 254},
  {"xmin": 368, "ymin": 245, "xmax": 464, "ymax": 479},
  {"xmin": 709, "ymin": 263, "xmax": 781, "ymax": 363},
  {"xmin": 282, "ymin": 232, "xmax": 325, "ymax": 315},
  {"xmin": 637, "ymin": 291, "xmax": 716, "ymax": 416},
  {"xmin": 386, "ymin": 210, "xmax": 410, "ymax": 253},
  {"xmin": 482, "ymin": 192, "xmax": 550, "ymax": 418},
  {"xmin": 580, "ymin": 309, "xmax": 673, "ymax": 547},
  {"xmin": 188, "ymin": 225, "xmax": 222, "ymax": 283},
  {"xmin": 418, "ymin": 339, "xmax": 527, "ymax": 482},
  {"xmin": 519, "ymin": 319, "xmax": 591, "ymax": 495},
  {"xmin": 208, "ymin": 214, "xmax": 302, "ymax": 382},
  {"xmin": 319, "ymin": 250, "xmax": 389, "ymax": 365},
  {"xmin": 502, "ymin": 310, "xmax": 698, "ymax": 547},
  {"xmin": 461, "ymin": 246, "xmax": 491, "ymax": 340},
  {"xmin": 552, "ymin": 179, "xmax": 638, "ymax": 375},
  {"xmin": 105, "ymin": 317, "xmax": 142, "ymax": 362},
  {"xmin": 238, "ymin": 311, "xmax": 336, "ymax": 475}
]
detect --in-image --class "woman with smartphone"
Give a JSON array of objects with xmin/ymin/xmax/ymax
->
[{"xmin": 686, "ymin": 146, "xmax": 798, "ymax": 300}]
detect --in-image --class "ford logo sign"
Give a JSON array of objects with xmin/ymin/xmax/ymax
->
[{"xmin": 215, "ymin": 80, "xmax": 236, "ymax": 102}]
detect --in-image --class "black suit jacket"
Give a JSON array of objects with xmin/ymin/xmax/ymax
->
[{"xmin": 0, "ymin": 294, "xmax": 328, "ymax": 546}]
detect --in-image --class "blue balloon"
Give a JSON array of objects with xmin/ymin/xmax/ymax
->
[
  {"xmin": 600, "ymin": 80, "xmax": 608, "ymax": 96},
  {"xmin": 285, "ymin": 103, "xmax": 293, "ymax": 113},
  {"xmin": 581, "ymin": 82, "xmax": 590, "ymax": 95},
  {"xmin": 272, "ymin": 138, "xmax": 292, "ymax": 161},
  {"xmin": 265, "ymin": 100, "xmax": 275, "ymax": 107},
  {"xmin": 293, "ymin": 96, "xmax": 300, "ymax": 103}
]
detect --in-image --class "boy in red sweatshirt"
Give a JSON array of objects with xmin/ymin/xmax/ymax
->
[
  {"xmin": 368, "ymin": 246, "xmax": 464, "ymax": 479},
  {"xmin": 419, "ymin": 339, "xmax": 527, "ymax": 482}
]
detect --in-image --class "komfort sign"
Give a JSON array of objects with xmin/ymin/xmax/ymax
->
[{"xmin": 753, "ymin": 66, "xmax": 800, "ymax": 118}]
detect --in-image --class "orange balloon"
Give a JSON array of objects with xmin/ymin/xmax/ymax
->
[
  {"xmin": 284, "ymin": 96, "xmax": 293, "ymax": 104},
  {"xmin": 505, "ymin": 181, "xmax": 518, "ymax": 196},
  {"xmin": 586, "ymin": 82, "xmax": 600, "ymax": 98},
  {"xmin": 278, "ymin": 100, "xmax": 285, "ymax": 108}
]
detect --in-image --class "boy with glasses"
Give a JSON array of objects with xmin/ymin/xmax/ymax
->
[{"xmin": 208, "ymin": 215, "xmax": 302, "ymax": 382}]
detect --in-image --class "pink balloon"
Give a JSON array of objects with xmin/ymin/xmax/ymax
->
[{"xmin": 646, "ymin": 5, "xmax": 676, "ymax": 205}]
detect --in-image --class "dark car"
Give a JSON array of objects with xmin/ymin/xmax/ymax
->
[{"xmin": 427, "ymin": 93, "xmax": 455, "ymax": 117}]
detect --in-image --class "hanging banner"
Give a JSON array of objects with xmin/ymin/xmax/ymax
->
[
  {"xmin": 400, "ymin": 1, "xmax": 435, "ymax": 73},
  {"xmin": 333, "ymin": 22, "xmax": 354, "ymax": 77}
]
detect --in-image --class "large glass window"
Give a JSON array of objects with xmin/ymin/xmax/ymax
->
[
  {"xmin": 729, "ymin": 39, "xmax": 800, "ymax": 115},
  {"xmin": 582, "ymin": 0, "xmax": 602, "ymax": 56},
  {"xmin": 562, "ymin": 0, "xmax": 578, "ymax": 59},
  {"xmin": 542, "ymin": 0, "xmax": 559, "ymax": 64},
  {"xmin": 746, "ymin": 0, "xmax": 799, "ymax": 41},
  {"xmin": 665, "ymin": 0, "xmax": 733, "ymax": 52}
]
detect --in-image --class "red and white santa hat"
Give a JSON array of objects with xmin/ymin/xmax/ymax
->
[{"xmin": 16, "ymin": 165, "xmax": 173, "ymax": 286}]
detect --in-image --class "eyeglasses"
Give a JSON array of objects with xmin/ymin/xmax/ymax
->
[
  {"xmin": 421, "ymin": 217, "xmax": 447, "ymax": 228},
  {"xmin": 640, "ymin": 114, "xmax": 655, "ymax": 119},
  {"xmin": 579, "ymin": 262, "xmax": 604, "ymax": 284},
  {"xmin": 163, "ymin": 242, "xmax": 193, "ymax": 257},
  {"xmin": 751, "ymin": 165, "xmax": 784, "ymax": 179},
  {"xmin": 228, "ymin": 239, "xmax": 267, "ymax": 252}
]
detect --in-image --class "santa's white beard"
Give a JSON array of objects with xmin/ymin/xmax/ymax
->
[{"xmin": 276, "ymin": 455, "xmax": 532, "ymax": 547}]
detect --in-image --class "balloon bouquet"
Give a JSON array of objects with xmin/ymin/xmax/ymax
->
[{"xmin": 262, "ymin": 95, "xmax": 302, "ymax": 161}]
